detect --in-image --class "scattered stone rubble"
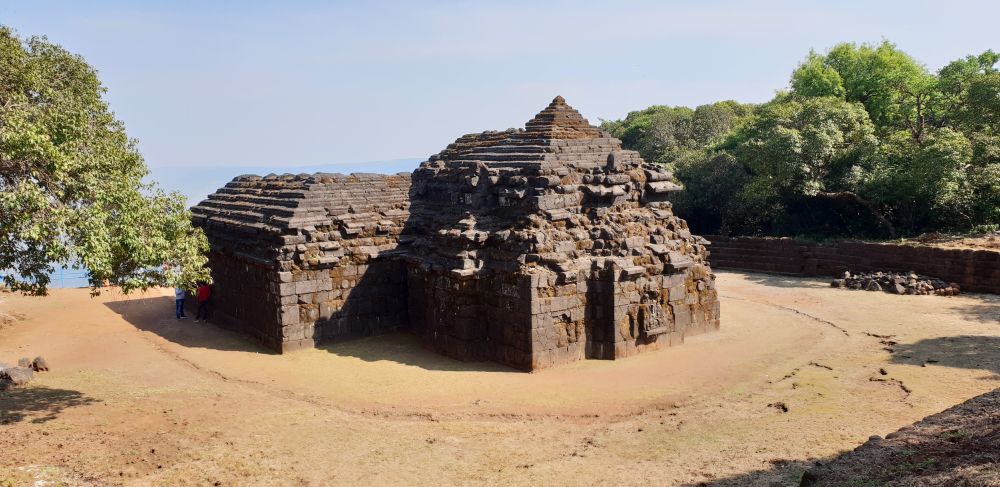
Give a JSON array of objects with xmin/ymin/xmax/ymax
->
[
  {"xmin": 0, "ymin": 356, "xmax": 48, "ymax": 390},
  {"xmin": 831, "ymin": 271, "xmax": 961, "ymax": 296},
  {"xmin": 192, "ymin": 96, "xmax": 720, "ymax": 371}
]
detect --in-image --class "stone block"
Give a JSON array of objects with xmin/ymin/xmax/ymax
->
[
  {"xmin": 280, "ymin": 305, "xmax": 300, "ymax": 325},
  {"xmin": 278, "ymin": 282, "xmax": 297, "ymax": 297},
  {"xmin": 671, "ymin": 303, "xmax": 692, "ymax": 328}
]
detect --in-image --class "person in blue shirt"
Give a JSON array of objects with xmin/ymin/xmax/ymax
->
[{"xmin": 174, "ymin": 287, "xmax": 187, "ymax": 320}]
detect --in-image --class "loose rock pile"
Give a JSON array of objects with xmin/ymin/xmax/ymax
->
[
  {"xmin": 831, "ymin": 271, "xmax": 960, "ymax": 296},
  {"xmin": 0, "ymin": 356, "xmax": 48, "ymax": 390}
]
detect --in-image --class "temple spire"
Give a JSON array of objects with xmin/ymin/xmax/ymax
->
[{"xmin": 522, "ymin": 95, "xmax": 605, "ymax": 140}]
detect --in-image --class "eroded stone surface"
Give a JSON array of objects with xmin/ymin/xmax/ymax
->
[{"xmin": 192, "ymin": 96, "xmax": 720, "ymax": 370}]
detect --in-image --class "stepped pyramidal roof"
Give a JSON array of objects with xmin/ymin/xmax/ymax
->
[
  {"xmin": 409, "ymin": 95, "xmax": 697, "ymax": 275},
  {"xmin": 191, "ymin": 96, "xmax": 719, "ymax": 370},
  {"xmin": 522, "ymin": 95, "xmax": 607, "ymax": 139}
]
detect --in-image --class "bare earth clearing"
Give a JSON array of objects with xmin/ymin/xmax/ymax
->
[
  {"xmin": 905, "ymin": 232, "xmax": 1000, "ymax": 251},
  {"xmin": 1, "ymin": 271, "xmax": 998, "ymax": 486}
]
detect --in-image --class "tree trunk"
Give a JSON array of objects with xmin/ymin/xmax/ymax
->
[{"xmin": 814, "ymin": 191, "xmax": 897, "ymax": 238}]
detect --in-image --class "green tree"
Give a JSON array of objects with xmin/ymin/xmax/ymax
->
[
  {"xmin": 601, "ymin": 101, "xmax": 754, "ymax": 168},
  {"xmin": 608, "ymin": 41, "xmax": 999, "ymax": 238},
  {"xmin": 964, "ymin": 73, "xmax": 1000, "ymax": 129},
  {"xmin": 798, "ymin": 41, "xmax": 939, "ymax": 141},
  {"xmin": 673, "ymin": 151, "xmax": 760, "ymax": 235},
  {"xmin": 937, "ymin": 50, "xmax": 998, "ymax": 127},
  {"xmin": 725, "ymin": 96, "xmax": 894, "ymax": 235},
  {"xmin": 730, "ymin": 97, "xmax": 876, "ymax": 194},
  {"xmin": 0, "ymin": 27, "xmax": 209, "ymax": 295},
  {"xmin": 790, "ymin": 52, "xmax": 846, "ymax": 98},
  {"xmin": 690, "ymin": 100, "xmax": 755, "ymax": 146},
  {"xmin": 601, "ymin": 105, "xmax": 695, "ymax": 167},
  {"xmin": 868, "ymin": 128, "xmax": 982, "ymax": 232}
]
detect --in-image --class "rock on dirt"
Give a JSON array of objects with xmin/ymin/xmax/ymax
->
[
  {"xmin": 32, "ymin": 356, "xmax": 49, "ymax": 372},
  {"xmin": 768, "ymin": 402, "xmax": 789, "ymax": 413},
  {"xmin": 1, "ymin": 366, "xmax": 34, "ymax": 386},
  {"xmin": 831, "ymin": 271, "xmax": 960, "ymax": 296},
  {"xmin": 0, "ymin": 356, "xmax": 47, "ymax": 389}
]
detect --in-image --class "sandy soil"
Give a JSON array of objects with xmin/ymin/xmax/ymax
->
[
  {"xmin": 802, "ymin": 388, "xmax": 1000, "ymax": 486},
  {"xmin": 1, "ymin": 271, "xmax": 998, "ymax": 486}
]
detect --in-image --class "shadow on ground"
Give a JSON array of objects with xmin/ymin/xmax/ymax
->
[
  {"xmin": 0, "ymin": 386, "xmax": 99, "ymax": 425},
  {"xmin": 890, "ymin": 335, "xmax": 1000, "ymax": 376},
  {"xmin": 105, "ymin": 297, "xmax": 514, "ymax": 371},
  {"xmin": 318, "ymin": 332, "xmax": 516, "ymax": 373},
  {"xmin": 681, "ymin": 334, "xmax": 1000, "ymax": 486},
  {"xmin": 104, "ymin": 296, "xmax": 272, "ymax": 354},
  {"xmin": 952, "ymin": 293, "xmax": 1000, "ymax": 325},
  {"xmin": 731, "ymin": 271, "xmax": 830, "ymax": 289},
  {"xmin": 682, "ymin": 389, "xmax": 1000, "ymax": 486}
]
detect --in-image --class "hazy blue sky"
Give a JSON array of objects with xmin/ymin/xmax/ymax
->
[{"xmin": 4, "ymin": 0, "xmax": 999, "ymax": 171}]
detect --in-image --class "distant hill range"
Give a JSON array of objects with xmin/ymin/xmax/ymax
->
[{"xmin": 147, "ymin": 158, "xmax": 423, "ymax": 207}]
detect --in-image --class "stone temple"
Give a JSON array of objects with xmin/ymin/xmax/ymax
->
[{"xmin": 191, "ymin": 97, "xmax": 720, "ymax": 371}]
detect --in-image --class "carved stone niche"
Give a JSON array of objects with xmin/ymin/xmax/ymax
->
[{"xmin": 638, "ymin": 291, "xmax": 670, "ymax": 338}]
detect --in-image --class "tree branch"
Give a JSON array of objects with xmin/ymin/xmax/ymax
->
[{"xmin": 814, "ymin": 191, "xmax": 897, "ymax": 238}]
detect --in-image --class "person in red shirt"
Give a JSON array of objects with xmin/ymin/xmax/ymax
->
[{"xmin": 194, "ymin": 281, "xmax": 212, "ymax": 322}]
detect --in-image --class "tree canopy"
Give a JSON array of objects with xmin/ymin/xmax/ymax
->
[
  {"xmin": 0, "ymin": 27, "xmax": 209, "ymax": 295},
  {"xmin": 604, "ymin": 41, "xmax": 1000, "ymax": 238},
  {"xmin": 601, "ymin": 100, "xmax": 753, "ymax": 167}
]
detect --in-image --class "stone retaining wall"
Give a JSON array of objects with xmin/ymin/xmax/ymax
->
[{"xmin": 707, "ymin": 236, "xmax": 1000, "ymax": 294}]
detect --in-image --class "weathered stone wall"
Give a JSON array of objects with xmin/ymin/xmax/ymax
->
[
  {"xmin": 520, "ymin": 261, "xmax": 718, "ymax": 370},
  {"xmin": 194, "ymin": 251, "xmax": 282, "ymax": 349},
  {"xmin": 407, "ymin": 268, "xmax": 534, "ymax": 369},
  {"xmin": 193, "ymin": 172, "xmax": 412, "ymax": 352},
  {"xmin": 402, "ymin": 97, "xmax": 719, "ymax": 370},
  {"xmin": 708, "ymin": 236, "xmax": 1000, "ymax": 294},
  {"xmin": 193, "ymin": 97, "xmax": 721, "ymax": 370}
]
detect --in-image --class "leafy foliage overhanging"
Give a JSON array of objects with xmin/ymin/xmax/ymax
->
[
  {"xmin": 0, "ymin": 27, "xmax": 210, "ymax": 295},
  {"xmin": 602, "ymin": 41, "xmax": 1000, "ymax": 238}
]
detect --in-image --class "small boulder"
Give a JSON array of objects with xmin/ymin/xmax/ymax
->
[
  {"xmin": 864, "ymin": 280, "xmax": 882, "ymax": 292},
  {"xmin": 2, "ymin": 367, "xmax": 33, "ymax": 386},
  {"xmin": 31, "ymin": 356, "xmax": 49, "ymax": 372},
  {"xmin": 17, "ymin": 357, "xmax": 31, "ymax": 368}
]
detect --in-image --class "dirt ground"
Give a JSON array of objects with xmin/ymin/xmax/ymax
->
[
  {"xmin": 802, "ymin": 387, "xmax": 1000, "ymax": 486},
  {"xmin": 1, "ymin": 271, "xmax": 998, "ymax": 486},
  {"xmin": 903, "ymin": 231, "xmax": 1000, "ymax": 250}
]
